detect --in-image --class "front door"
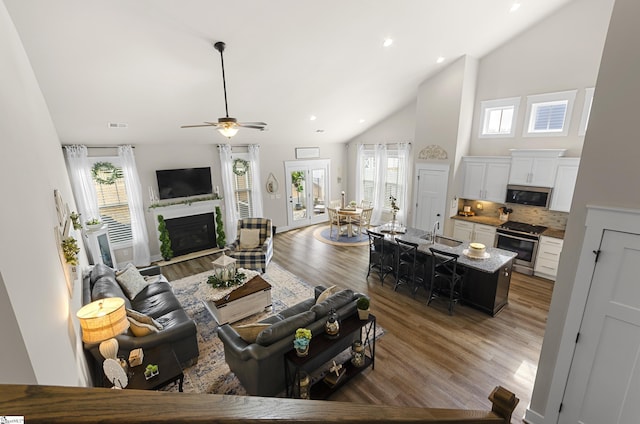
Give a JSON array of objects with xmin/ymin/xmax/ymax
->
[
  {"xmin": 560, "ymin": 229, "xmax": 640, "ymax": 423},
  {"xmin": 285, "ymin": 159, "xmax": 330, "ymax": 229},
  {"xmin": 413, "ymin": 164, "xmax": 449, "ymax": 233}
]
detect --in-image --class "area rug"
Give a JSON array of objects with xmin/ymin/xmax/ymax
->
[
  {"xmin": 313, "ymin": 225, "xmax": 369, "ymax": 246},
  {"xmin": 164, "ymin": 261, "xmax": 382, "ymax": 395}
]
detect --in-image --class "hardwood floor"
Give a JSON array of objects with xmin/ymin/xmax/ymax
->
[{"xmin": 161, "ymin": 224, "xmax": 553, "ymax": 423}]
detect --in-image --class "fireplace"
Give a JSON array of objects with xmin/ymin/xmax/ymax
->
[{"xmin": 164, "ymin": 213, "xmax": 216, "ymax": 257}]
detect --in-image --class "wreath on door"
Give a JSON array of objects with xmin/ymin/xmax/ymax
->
[
  {"xmin": 91, "ymin": 161, "xmax": 122, "ymax": 185},
  {"xmin": 232, "ymin": 158, "xmax": 249, "ymax": 176}
]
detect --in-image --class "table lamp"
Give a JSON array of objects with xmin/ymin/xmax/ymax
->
[{"xmin": 76, "ymin": 297, "xmax": 129, "ymax": 358}]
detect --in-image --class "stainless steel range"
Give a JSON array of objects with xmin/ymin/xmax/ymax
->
[{"xmin": 494, "ymin": 221, "xmax": 547, "ymax": 275}]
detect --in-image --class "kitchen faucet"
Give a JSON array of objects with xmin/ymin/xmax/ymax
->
[{"xmin": 432, "ymin": 221, "xmax": 440, "ymax": 242}]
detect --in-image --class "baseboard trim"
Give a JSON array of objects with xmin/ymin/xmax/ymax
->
[{"xmin": 524, "ymin": 408, "xmax": 544, "ymax": 424}]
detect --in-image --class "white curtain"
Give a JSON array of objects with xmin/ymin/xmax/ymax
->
[
  {"xmin": 354, "ymin": 144, "xmax": 364, "ymax": 204},
  {"xmin": 118, "ymin": 145, "xmax": 151, "ymax": 266},
  {"xmin": 247, "ymin": 144, "xmax": 264, "ymax": 217},
  {"xmin": 395, "ymin": 143, "xmax": 411, "ymax": 225},
  {"xmin": 218, "ymin": 144, "xmax": 239, "ymax": 242},
  {"xmin": 371, "ymin": 144, "xmax": 388, "ymax": 224},
  {"xmin": 64, "ymin": 145, "xmax": 100, "ymax": 224}
]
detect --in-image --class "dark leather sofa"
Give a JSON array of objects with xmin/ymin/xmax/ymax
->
[{"xmin": 82, "ymin": 264, "xmax": 199, "ymax": 369}]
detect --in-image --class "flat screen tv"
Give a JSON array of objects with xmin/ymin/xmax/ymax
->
[{"xmin": 156, "ymin": 167, "xmax": 212, "ymax": 200}]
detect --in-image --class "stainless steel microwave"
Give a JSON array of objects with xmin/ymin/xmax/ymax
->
[{"xmin": 505, "ymin": 185, "xmax": 552, "ymax": 208}]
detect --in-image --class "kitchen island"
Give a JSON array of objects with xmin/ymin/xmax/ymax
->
[{"xmin": 372, "ymin": 225, "xmax": 517, "ymax": 316}]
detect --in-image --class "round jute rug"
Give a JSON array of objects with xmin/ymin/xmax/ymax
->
[{"xmin": 313, "ymin": 226, "xmax": 369, "ymax": 246}]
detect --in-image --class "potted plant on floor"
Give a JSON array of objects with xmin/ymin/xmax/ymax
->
[
  {"xmin": 215, "ymin": 206, "xmax": 226, "ymax": 248},
  {"xmin": 157, "ymin": 215, "xmax": 173, "ymax": 261},
  {"xmin": 357, "ymin": 296, "xmax": 370, "ymax": 320}
]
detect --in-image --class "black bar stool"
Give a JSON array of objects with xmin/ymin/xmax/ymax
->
[
  {"xmin": 427, "ymin": 247, "xmax": 465, "ymax": 315},
  {"xmin": 393, "ymin": 238, "xmax": 426, "ymax": 296},
  {"xmin": 367, "ymin": 230, "xmax": 394, "ymax": 285}
]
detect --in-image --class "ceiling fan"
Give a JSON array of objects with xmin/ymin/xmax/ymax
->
[{"xmin": 181, "ymin": 41, "xmax": 267, "ymax": 138}]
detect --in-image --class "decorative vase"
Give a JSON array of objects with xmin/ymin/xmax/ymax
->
[
  {"xmin": 351, "ymin": 341, "xmax": 365, "ymax": 367},
  {"xmin": 295, "ymin": 344, "xmax": 309, "ymax": 357},
  {"xmin": 357, "ymin": 308, "xmax": 370, "ymax": 320},
  {"xmin": 325, "ymin": 308, "xmax": 340, "ymax": 338}
]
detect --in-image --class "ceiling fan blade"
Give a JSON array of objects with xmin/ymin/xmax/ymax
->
[
  {"xmin": 239, "ymin": 122, "xmax": 267, "ymax": 126},
  {"xmin": 181, "ymin": 123, "xmax": 217, "ymax": 128},
  {"xmin": 241, "ymin": 125, "xmax": 267, "ymax": 130}
]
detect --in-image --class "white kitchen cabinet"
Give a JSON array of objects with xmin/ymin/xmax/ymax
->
[
  {"xmin": 534, "ymin": 235, "xmax": 564, "ymax": 280},
  {"xmin": 508, "ymin": 149, "xmax": 566, "ymax": 187},
  {"xmin": 550, "ymin": 158, "xmax": 580, "ymax": 212},
  {"xmin": 452, "ymin": 220, "xmax": 496, "ymax": 246},
  {"xmin": 461, "ymin": 157, "xmax": 511, "ymax": 203}
]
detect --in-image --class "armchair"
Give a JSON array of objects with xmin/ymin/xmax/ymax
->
[{"xmin": 228, "ymin": 218, "xmax": 273, "ymax": 272}]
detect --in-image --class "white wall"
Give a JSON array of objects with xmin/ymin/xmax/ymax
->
[
  {"xmin": 0, "ymin": 2, "xmax": 89, "ymax": 386},
  {"xmin": 470, "ymin": 0, "xmax": 614, "ymax": 157},
  {"xmin": 529, "ymin": 0, "xmax": 640, "ymax": 420}
]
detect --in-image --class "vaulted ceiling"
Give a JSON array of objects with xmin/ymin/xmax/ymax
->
[{"xmin": 4, "ymin": 0, "xmax": 573, "ymax": 146}]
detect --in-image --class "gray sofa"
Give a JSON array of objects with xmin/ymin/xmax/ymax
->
[
  {"xmin": 82, "ymin": 263, "xmax": 199, "ymax": 369},
  {"xmin": 217, "ymin": 286, "xmax": 363, "ymax": 396}
]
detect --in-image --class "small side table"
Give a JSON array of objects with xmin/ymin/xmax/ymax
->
[{"xmin": 125, "ymin": 344, "xmax": 184, "ymax": 392}]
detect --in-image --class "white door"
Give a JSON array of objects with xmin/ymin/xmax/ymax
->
[
  {"xmin": 284, "ymin": 160, "xmax": 330, "ymax": 229},
  {"xmin": 560, "ymin": 230, "xmax": 640, "ymax": 423},
  {"xmin": 414, "ymin": 164, "xmax": 449, "ymax": 233}
]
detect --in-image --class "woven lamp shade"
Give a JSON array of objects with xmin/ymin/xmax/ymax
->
[{"xmin": 76, "ymin": 297, "xmax": 129, "ymax": 343}]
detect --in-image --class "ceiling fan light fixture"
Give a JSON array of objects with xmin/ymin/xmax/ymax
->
[{"xmin": 218, "ymin": 122, "xmax": 239, "ymax": 138}]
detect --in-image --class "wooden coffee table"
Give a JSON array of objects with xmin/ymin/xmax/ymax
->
[{"xmin": 204, "ymin": 275, "xmax": 272, "ymax": 324}]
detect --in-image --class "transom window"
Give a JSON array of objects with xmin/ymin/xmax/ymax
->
[
  {"xmin": 90, "ymin": 159, "xmax": 132, "ymax": 244},
  {"xmin": 479, "ymin": 97, "xmax": 520, "ymax": 138},
  {"xmin": 524, "ymin": 90, "xmax": 576, "ymax": 137}
]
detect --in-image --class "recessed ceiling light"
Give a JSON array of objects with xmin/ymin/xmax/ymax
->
[
  {"xmin": 316, "ymin": 129, "xmax": 325, "ymax": 133},
  {"xmin": 510, "ymin": 2, "xmax": 521, "ymax": 12},
  {"xmin": 309, "ymin": 115, "xmax": 317, "ymax": 121},
  {"xmin": 359, "ymin": 119, "xmax": 366, "ymax": 123},
  {"xmin": 383, "ymin": 38, "xmax": 393, "ymax": 47},
  {"xmin": 436, "ymin": 56, "xmax": 445, "ymax": 64}
]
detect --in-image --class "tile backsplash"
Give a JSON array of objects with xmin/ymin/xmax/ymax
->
[{"xmin": 459, "ymin": 199, "xmax": 568, "ymax": 230}]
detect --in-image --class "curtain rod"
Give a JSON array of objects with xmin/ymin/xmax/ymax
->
[
  {"xmin": 61, "ymin": 145, "xmax": 134, "ymax": 149},
  {"xmin": 356, "ymin": 142, "xmax": 412, "ymax": 147}
]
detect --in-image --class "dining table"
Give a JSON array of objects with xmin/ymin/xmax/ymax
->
[{"xmin": 336, "ymin": 207, "xmax": 363, "ymax": 237}]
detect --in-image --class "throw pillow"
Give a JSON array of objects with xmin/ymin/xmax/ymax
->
[
  {"xmin": 232, "ymin": 323, "xmax": 271, "ymax": 343},
  {"xmin": 239, "ymin": 228, "xmax": 261, "ymax": 249},
  {"xmin": 128, "ymin": 317, "xmax": 161, "ymax": 337},
  {"xmin": 115, "ymin": 263, "xmax": 149, "ymax": 299},
  {"xmin": 126, "ymin": 308, "xmax": 163, "ymax": 330},
  {"xmin": 311, "ymin": 289, "xmax": 355, "ymax": 317},
  {"xmin": 256, "ymin": 310, "xmax": 316, "ymax": 346},
  {"xmin": 316, "ymin": 285, "xmax": 338, "ymax": 304}
]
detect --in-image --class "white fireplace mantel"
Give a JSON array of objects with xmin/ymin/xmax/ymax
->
[{"xmin": 150, "ymin": 199, "xmax": 223, "ymax": 222}]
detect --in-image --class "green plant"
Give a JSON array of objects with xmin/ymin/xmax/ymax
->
[
  {"xmin": 294, "ymin": 328, "xmax": 312, "ymax": 349},
  {"xmin": 61, "ymin": 236, "xmax": 80, "ymax": 265},
  {"xmin": 69, "ymin": 212, "xmax": 82, "ymax": 230},
  {"xmin": 356, "ymin": 296, "xmax": 370, "ymax": 310},
  {"xmin": 215, "ymin": 206, "xmax": 226, "ymax": 248},
  {"xmin": 85, "ymin": 218, "xmax": 101, "ymax": 226},
  {"xmin": 389, "ymin": 196, "xmax": 400, "ymax": 213},
  {"xmin": 206, "ymin": 271, "xmax": 246, "ymax": 289},
  {"xmin": 157, "ymin": 215, "xmax": 173, "ymax": 260}
]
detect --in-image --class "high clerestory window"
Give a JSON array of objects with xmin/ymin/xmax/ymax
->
[
  {"xmin": 479, "ymin": 97, "xmax": 520, "ymax": 138},
  {"xmin": 523, "ymin": 90, "xmax": 577, "ymax": 137}
]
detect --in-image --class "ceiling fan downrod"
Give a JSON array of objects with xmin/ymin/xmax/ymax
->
[{"xmin": 214, "ymin": 41, "xmax": 230, "ymax": 119}]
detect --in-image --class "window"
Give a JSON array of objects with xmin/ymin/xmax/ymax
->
[
  {"xmin": 479, "ymin": 97, "xmax": 520, "ymax": 138},
  {"xmin": 361, "ymin": 150, "xmax": 376, "ymax": 202},
  {"xmin": 232, "ymin": 155, "xmax": 254, "ymax": 219},
  {"xmin": 359, "ymin": 146, "xmax": 407, "ymax": 211},
  {"xmin": 524, "ymin": 90, "xmax": 577, "ymax": 137},
  {"xmin": 578, "ymin": 87, "xmax": 595, "ymax": 136},
  {"xmin": 90, "ymin": 159, "xmax": 132, "ymax": 245}
]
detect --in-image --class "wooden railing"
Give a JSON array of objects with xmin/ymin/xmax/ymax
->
[{"xmin": 0, "ymin": 384, "xmax": 518, "ymax": 424}]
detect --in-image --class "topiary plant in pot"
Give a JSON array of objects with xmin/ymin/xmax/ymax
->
[
  {"xmin": 157, "ymin": 215, "xmax": 173, "ymax": 261},
  {"xmin": 356, "ymin": 296, "xmax": 370, "ymax": 320},
  {"xmin": 215, "ymin": 206, "xmax": 226, "ymax": 248}
]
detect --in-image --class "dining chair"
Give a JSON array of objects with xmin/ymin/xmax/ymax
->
[
  {"xmin": 327, "ymin": 208, "xmax": 348, "ymax": 240},
  {"xmin": 367, "ymin": 230, "xmax": 394, "ymax": 285},
  {"xmin": 427, "ymin": 247, "xmax": 465, "ymax": 315},
  {"xmin": 329, "ymin": 200, "xmax": 341, "ymax": 208},
  {"xmin": 359, "ymin": 200, "xmax": 372, "ymax": 208},
  {"xmin": 394, "ymin": 238, "xmax": 427, "ymax": 297},
  {"xmin": 352, "ymin": 207, "xmax": 373, "ymax": 235}
]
